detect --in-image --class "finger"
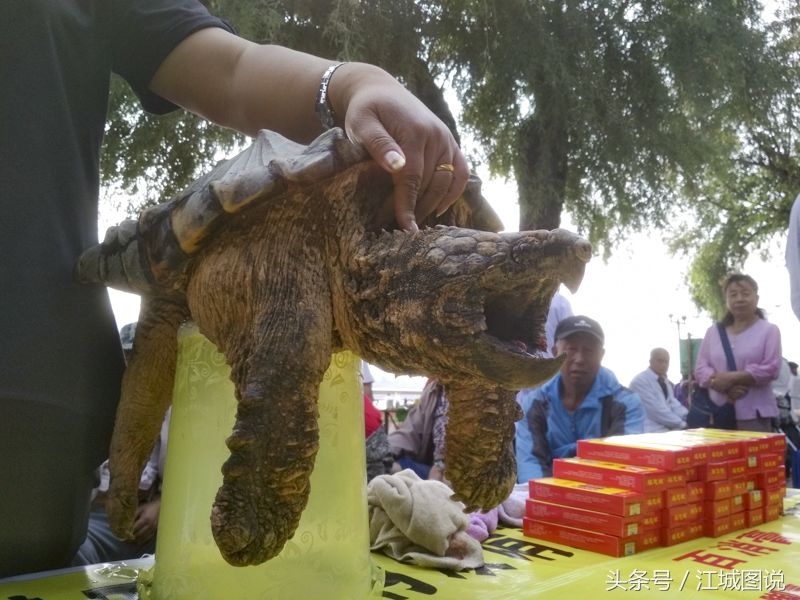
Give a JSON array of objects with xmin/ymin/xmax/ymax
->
[
  {"xmin": 346, "ymin": 118, "xmax": 407, "ymax": 175},
  {"xmin": 434, "ymin": 151, "xmax": 470, "ymax": 218},
  {"xmin": 348, "ymin": 121, "xmax": 420, "ymax": 231},
  {"xmin": 415, "ymin": 163, "xmax": 456, "ymax": 225},
  {"xmin": 390, "ymin": 172, "xmax": 421, "ymax": 232},
  {"xmin": 390, "ymin": 143, "xmax": 426, "ymax": 232}
]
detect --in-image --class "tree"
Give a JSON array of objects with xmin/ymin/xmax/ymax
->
[
  {"xmin": 101, "ymin": 0, "xmax": 799, "ymax": 316},
  {"xmin": 430, "ymin": 1, "xmax": 800, "ymax": 314},
  {"xmin": 671, "ymin": 2, "xmax": 800, "ymax": 315}
]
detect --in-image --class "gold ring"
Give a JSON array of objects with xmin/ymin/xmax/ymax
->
[{"xmin": 435, "ymin": 163, "xmax": 455, "ymax": 173}]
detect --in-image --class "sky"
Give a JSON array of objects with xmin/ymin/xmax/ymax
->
[{"xmin": 102, "ymin": 170, "xmax": 800, "ymax": 394}]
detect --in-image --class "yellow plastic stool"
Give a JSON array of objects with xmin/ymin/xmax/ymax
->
[{"xmin": 138, "ymin": 322, "xmax": 376, "ymax": 599}]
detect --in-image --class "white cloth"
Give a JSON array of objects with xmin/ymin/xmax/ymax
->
[
  {"xmin": 773, "ymin": 358, "xmax": 792, "ymax": 399},
  {"xmin": 544, "ymin": 291, "xmax": 573, "ymax": 357},
  {"xmin": 94, "ymin": 408, "xmax": 171, "ymax": 496},
  {"xmin": 360, "ymin": 361, "xmax": 375, "ymax": 385},
  {"xmin": 629, "ymin": 368, "xmax": 687, "ymax": 433},
  {"xmin": 367, "ymin": 469, "xmax": 484, "ymax": 570},
  {"xmin": 787, "ymin": 193, "xmax": 800, "ymax": 321}
]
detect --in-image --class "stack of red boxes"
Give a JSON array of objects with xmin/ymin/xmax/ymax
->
[{"xmin": 522, "ymin": 429, "xmax": 786, "ymax": 557}]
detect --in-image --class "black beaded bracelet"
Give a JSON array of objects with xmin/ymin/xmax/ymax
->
[{"xmin": 315, "ymin": 62, "xmax": 346, "ymax": 130}]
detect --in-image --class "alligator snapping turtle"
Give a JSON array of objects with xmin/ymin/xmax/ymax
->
[{"xmin": 77, "ymin": 128, "xmax": 591, "ymax": 567}]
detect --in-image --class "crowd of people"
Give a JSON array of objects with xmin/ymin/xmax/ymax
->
[
  {"xmin": 2, "ymin": 0, "xmax": 798, "ymax": 581},
  {"xmin": 381, "ymin": 272, "xmax": 795, "ymax": 498}
]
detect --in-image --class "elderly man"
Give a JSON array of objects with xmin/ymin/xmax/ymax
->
[
  {"xmin": 629, "ymin": 348, "xmax": 688, "ymax": 433},
  {"xmin": 515, "ymin": 315, "xmax": 644, "ymax": 482}
]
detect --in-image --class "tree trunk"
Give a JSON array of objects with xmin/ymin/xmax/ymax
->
[
  {"xmin": 405, "ymin": 58, "xmax": 461, "ymax": 147},
  {"xmin": 515, "ymin": 114, "xmax": 568, "ymax": 232}
]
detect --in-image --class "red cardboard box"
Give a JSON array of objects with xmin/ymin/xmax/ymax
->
[
  {"xmin": 727, "ymin": 458, "xmax": 748, "ymax": 479},
  {"xmin": 705, "ymin": 515, "xmax": 733, "ymax": 538},
  {"xmin": 691, "ymin": 429, "xmax": 785, "ymax": 461},
  {"xmin": 661, "ymin": 522, "xmax": 704, "ymax": 547},
  {"xmin": 662, "ymin": 430, "xmax": 742, "ymax": 460},
  {"xmin": 640, "ymin": 511, "xmax": 662, "ymax": 531},
  {"xmin": 529, "ymin": 478, "xmax": 644, "ymax": 517},
  {"xmin": 697, "ymin": 462, "xmax": 728, "ymax": 482},
  {"xmin": 718, "ymin": 431, "xmax": 785, "ymax": 455},
  {"xmin": 621, "ymin": 433, "xmax": 714, "ymax": 464},
  {"xmin": 730, "ymin": 478, "xmax": 748, "ymax": 497},
  {"xmin": 730, "ymin": 494, "xmax": 745, "ymax": 514},
  {"xmin": 576, "ymin": 437, "xmax": 696, "ymax": 470},
  {"xmin": 704, "ymin": 498, "xmax": 732, "ymax": 520},
  {"xmin": 522, "ymin": 518, "xmax": 639, "ymax": 557},
  {"xmin": 706, "ymin": 480, "xmax": 733, "ymax": 500},
  {"xmin": 744, "ymin": 489, "xmax": 764, "ymax": 511},
  {"xmin": 757, "ymin": 468, "xmax": 785, "ymax": 490},
  {"xmin": 764, "ymin": 503, "xmax": 782, "ymax": 522},
  {"xmin": 765, "ymin": 488, "xmax": 786, "ymax": 506},
  {"xmin": 747, "ymin": 507, "xmax": 765, "ymax": 527},
  {"xmin": 526, "ymin": 500, "xmax": 644, "ymax": 538},
  {"xmin": 552, "ymin": 457, "xmax": 684, "ymax": 493},
  {"xmin": 760, "ymin": 453, "xmax": 783, "ymax": 471},
  {"xmin": 682, "ymin": 466, "xmax": 699, "ymax": 482},
  {"xmin": 642, "ymin": 492, "xmax": 664, "ymax": 513},
  {"xmin": 687, "ymin": 481, "xmax": 705, "ymax": 503},
  {"xmin": 638, "ymin": 529, "xmax": 662, "ymax": 550},
  {"xmin": 730, "ymin": 512, "xmax": 746, "ymax": 531},
  {"xmin": 663, "ymin": 486, "xmax": 691, "ymax": 508},
  {"xmin": 662, "ymin": 502, "xmax": 703, "ymax": 528},
  {"xmin": 681, "ymin": 429, "xmax": 758, "ymax": 465}
]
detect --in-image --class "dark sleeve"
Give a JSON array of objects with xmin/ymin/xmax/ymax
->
[
  {"xmin": 110, "ymin": 0, "xmax": 235, "ymax": 114},
  {"xmin": 602, "ymin": 390, "xmax": 645, "ymax": 437},
  {"xmin": 529, "ymin": 399, "xmax": 554, "ymax": 477}
]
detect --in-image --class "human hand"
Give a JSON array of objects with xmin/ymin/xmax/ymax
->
[
  {"xmin": 709, "ymin": 372, "xmax": 735, "ymax": 392},
  {"xmin": 132, "ymin": 498, "xmax": 161, "ymax": 545},
  {"xmin": 428, "ymin": 464, "xmax": 446, "ymax": 481},
  {"xmin": 726, "ymin": 385, "xmax": 749, "ymax": 401},
  {"xmin": 339, "ymin": 66, "xmax": 469, "ymax": 231}
]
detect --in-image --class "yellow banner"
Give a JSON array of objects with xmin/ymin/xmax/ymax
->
[{"xmin": 2, "ymin": 495, "xmax": 797, "ymax": 599}]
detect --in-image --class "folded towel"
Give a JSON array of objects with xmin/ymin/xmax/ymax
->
[
  {"xmin": 497, "ymin": 483, "xmax": 528, "ymax": 528},
  {"xmin": 367, "ymin": 469, "xmax": 484, "ymax": 570}
]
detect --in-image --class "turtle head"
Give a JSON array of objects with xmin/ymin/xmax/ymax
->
[{"xmin": 340, "ymin": 226, "xmax": 591, "ymax": 389}]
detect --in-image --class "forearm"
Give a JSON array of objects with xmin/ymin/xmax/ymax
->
[
  {"xmin": 150, "ymin": 29, "xmax": 391, "ymax": 141},
  {"xmin": 711, "ymin": 370, "xmax": 756, "ymax": 390}
]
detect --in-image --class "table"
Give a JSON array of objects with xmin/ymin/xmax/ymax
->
[{"xmin": 2, "ymin": 495, "xmax": 798, "ymax": 599}]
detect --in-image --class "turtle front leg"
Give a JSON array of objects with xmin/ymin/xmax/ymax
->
[
  {"xmin": 441, "ymin": 382, "xmax": 521, "ymax": 512},
  {"xmin": 204, "ymin": 310, "xmax": 333, "ymax": 565},
  {"xmin": 187, "ymin": 251, "xmax": 334, "ymax": 566},
  {"xmin": 107, "ymin": 296, "xmax": 189, "ymax": 539}
]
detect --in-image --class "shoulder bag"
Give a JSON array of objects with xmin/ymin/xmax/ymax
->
[{"xmin": 686, "ymin": 324, "xmax": 738, "ymax": 430}]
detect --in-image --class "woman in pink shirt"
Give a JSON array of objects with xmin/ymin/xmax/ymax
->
[{"xmin": 694, "ymin": 274, "xmax": 782, "ymax": 432}]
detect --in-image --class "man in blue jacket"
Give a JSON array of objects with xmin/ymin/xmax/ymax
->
[{"xmin": 515, "ymin": 315, "xmax": 644, "ymax": 482}]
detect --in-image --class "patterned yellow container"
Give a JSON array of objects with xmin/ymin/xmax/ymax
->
[{"xmin": 139, "ymin": 322, "xmax": 375, "ymax": 599}]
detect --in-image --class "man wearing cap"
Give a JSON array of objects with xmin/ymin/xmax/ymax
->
[
  {"xmin": 629, "ymin": 348, "xmax": 688, "ymax": 433},
  {"xmin": 515, "ymin": 315, "xmax": 644, "ymax": 482}
]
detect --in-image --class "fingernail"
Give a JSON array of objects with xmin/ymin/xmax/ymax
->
[{"xmin": 385, "ymin": 150, "xmax": 405, "ymax": 171}]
